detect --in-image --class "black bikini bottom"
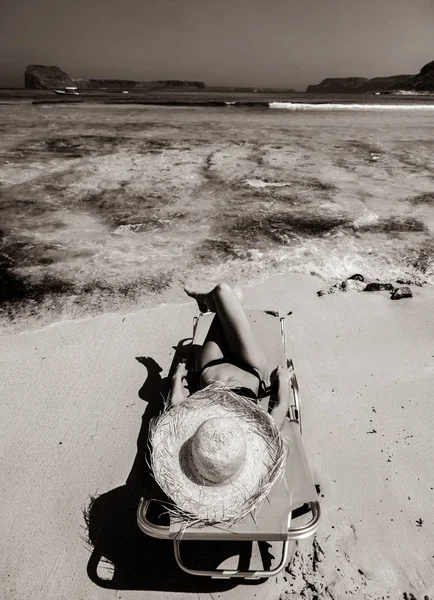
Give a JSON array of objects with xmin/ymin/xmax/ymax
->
[{"xmin": 197, "ymin": 357, "xmax": 269, "ymax": 399}]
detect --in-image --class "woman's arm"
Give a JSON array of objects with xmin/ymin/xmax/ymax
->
[{"xmin": 168, "ymin": 362, "xmax": 189, "ymax": 406}]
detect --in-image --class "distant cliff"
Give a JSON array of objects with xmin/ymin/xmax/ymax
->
[
  {"xmin": 25, "ymin": 65, "xmax": 73, "ymax": 89},
  {"xmin": 72, "ymin": 78, "xmax": 206, "ymax": 89},
  {"xmin": 306, "ymin": 77, "xmax": 368, "ymax": 93},
  {"xmin": 25, "ymin": 65, "xmax": 206, "ymax": 90},
  {"xmin": 72, "ymin": 78, "xmax": 142, "ymax": 89},
  {"xmin": 153, "ymin": 80, "xmax": 206, "ymax": 89},
  {"xmin": 361, "ymin": 75, "xmax": 413, "ymax": 92},
  {"xmin": 306, "ymin": 74, "xmax": 413, "ymax": 94},
  {"xmin": 394, "ymin": 60, "xmax": 434, "ymax": 92}
]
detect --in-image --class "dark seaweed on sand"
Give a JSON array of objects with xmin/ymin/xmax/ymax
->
[
  {"xmin": 6, "ymin": 135, "xmax": 125, "ymax": 162},
  {"xmin": 193, "ymin": 239, "xmax": 240, "ymax": 264},
  {"xmin": 0, "ymin": 240, "xmax": 173, "ymax": 320},
  {"xmin": 408, "ymin": 192, "xmax": 434, "ymax": 205},
  {"xmin": 350, "ymin": 216, "xmax": 428, "ymax": 234},
  {"xmin": 223, "ymin": 212, "xmax": 349, "ymax": 245}
]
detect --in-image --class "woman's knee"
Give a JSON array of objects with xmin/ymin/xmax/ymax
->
[
  {"xmin": 213, "ymin": 283, "xmax": 245, "ymax": 307},
  {"xmin": 213, "ymin": 282, "xmax": 232, "ymax": 296},
  {"xmin": 212, "ymin": 282, "xmax": 237, "ymax": 305}
]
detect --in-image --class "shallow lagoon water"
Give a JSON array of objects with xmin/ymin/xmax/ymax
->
[{"xmin": 1, "ymin": 101, "xmax": 434, "ymax": 323}]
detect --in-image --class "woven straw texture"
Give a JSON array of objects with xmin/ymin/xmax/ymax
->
[{"xmin": 149, "ymin": 381, "xmax": 286, "ymax": 526}]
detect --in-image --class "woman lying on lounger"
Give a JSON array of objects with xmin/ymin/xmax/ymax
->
[{"xmin": 168, "ymin": 283, "xmax": 292, "ymax": 430}]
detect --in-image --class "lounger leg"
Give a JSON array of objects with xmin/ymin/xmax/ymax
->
[{"xmin": 173, "ymin": 539, "xmax": 290, "ymax": 579}]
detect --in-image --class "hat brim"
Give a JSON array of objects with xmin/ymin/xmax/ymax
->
[{"xmin": 149, "ymin": 382, "xmax": 286, "ymax": 525}]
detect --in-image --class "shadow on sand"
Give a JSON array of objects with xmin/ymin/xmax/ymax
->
[{"xmin": 84, "ymin": 338, "xmax": 276, "ymax": 592}]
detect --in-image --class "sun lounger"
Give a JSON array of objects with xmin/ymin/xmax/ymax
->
[{"xmin": 137, "ymin": 310, "xmax": 321, "ymax": 579}]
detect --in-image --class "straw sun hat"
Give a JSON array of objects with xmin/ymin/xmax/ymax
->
[{"xmin": 149, "ymin": 381, "xmax": 286, "ymax": 526}]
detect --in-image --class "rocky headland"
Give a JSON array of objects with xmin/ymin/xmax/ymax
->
[
  {"xmin": 24, "ymin": 64, "xmax": 206, "ymax": 90},
  {"xmin": 306, "ymin": 74, "xmax": 413, "ymax": 94},
  {"xmin": 306, "ymin": 60, "xmax": 434, "ymax": 93},
  {"xmin": 24, "ymin": 65, "xmax": 74, "ymax": 89},
  {"xmin": 395, "ymin": 59, "xmax": 434, "ymax": 92}
]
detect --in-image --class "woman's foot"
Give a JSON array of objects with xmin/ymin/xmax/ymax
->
[
  {"xmin": 184, "ymin": 284, "xmax": 244, "ymax": 313},
  {"xmin": 184, "ymin": 286, "xmax": 214, "ymax": 312}
]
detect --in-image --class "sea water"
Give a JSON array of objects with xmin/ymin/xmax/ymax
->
[{"xmin": 1, "ymin": 100, "xmax": 433, "ymax": 320}]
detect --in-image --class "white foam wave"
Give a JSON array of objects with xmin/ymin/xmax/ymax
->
[
  {"xmin": 244, "ymin": 178, "xmax": 291, "ymax": 189},
  {"xmin": 269, "ymin": 102, "xmax": 434, "ymax": 111},
  {"xmin": 352, "ymin": 211, "xmax": 380, "ymax": 228},
  {"xmin": 233, "ymin": 241, "xmax": 434, "ymax": 286}
]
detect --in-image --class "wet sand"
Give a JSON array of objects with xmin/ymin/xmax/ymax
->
[{"xmin": 0, "ymin": 273, "xmax": 433, "ymax": 600}]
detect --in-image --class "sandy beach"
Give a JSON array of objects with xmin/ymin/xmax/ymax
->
[{"xmin": 1, "ymin": 273, "xmax": 432, "ymax": 600}]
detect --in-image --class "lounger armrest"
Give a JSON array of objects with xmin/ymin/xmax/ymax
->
[
  {"xmin": 287, "ymin": 501, "xmax": 321, "ymax": 540},
  {"xmin": 137, "ymin": 497, "xmax": 173, "ymax": 539}
]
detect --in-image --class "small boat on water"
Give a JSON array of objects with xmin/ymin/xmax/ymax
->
[{"xmin": 53, "ymin": 87, "xmax": 80, "ymax": 96}]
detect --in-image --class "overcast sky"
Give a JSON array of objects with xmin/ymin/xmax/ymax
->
[{"xmin": 1, "ymin": 0, "xmax": 433, "ymax": 90}]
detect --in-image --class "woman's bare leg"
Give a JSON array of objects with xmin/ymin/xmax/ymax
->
[
  {"xmin": 185, "ymin": 285, "xmax": 244, "ymax": 314},
  {"xmin": 185, "ymin": 283, "xmax": 267, "ymax": 375},
  {"xmin": 186, "ymin": 285, "xmax": 242, "ymax": 370},
  {"xmin": 194, "ymin": 313, "xmax": 228, "ymax": 371}
]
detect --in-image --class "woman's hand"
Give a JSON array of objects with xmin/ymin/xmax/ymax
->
[
  {"xmin": 270, "ymin": 364, "xmax": 291, "ymax": 387},
  {"xmin": 174, "ymin": 361, "xmax": 188, "ymax": 380},
  {"xmin": 270, "ymin": 364, "xmax": 293, "ymax": 430}
]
